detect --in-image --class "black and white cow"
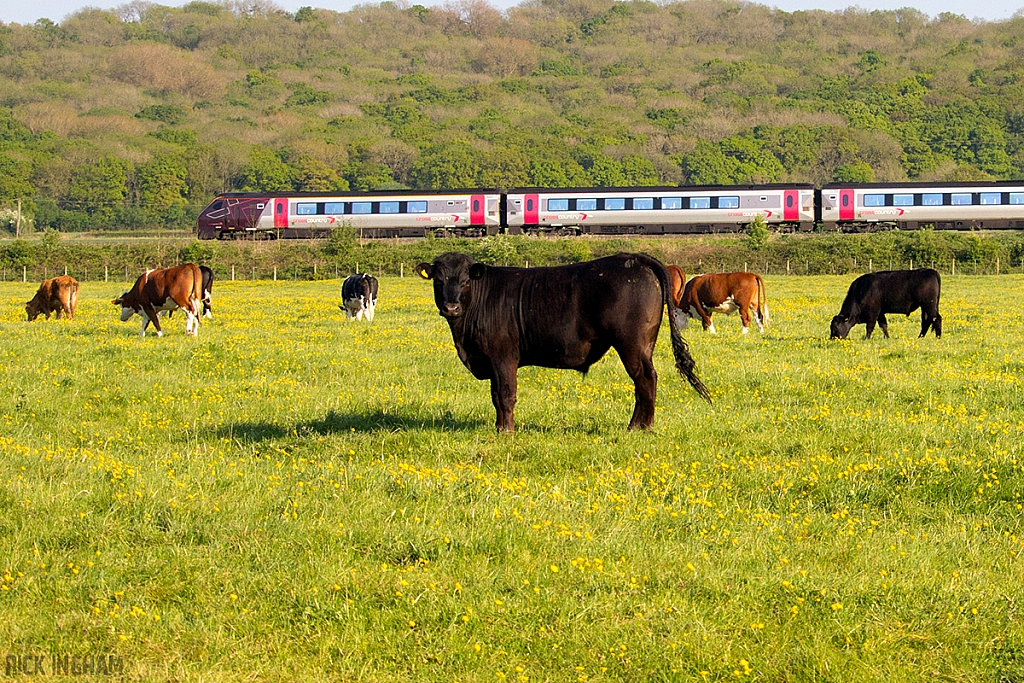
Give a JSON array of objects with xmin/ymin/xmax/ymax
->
[
  {"xmin": 417, "ymin": 252, "xmax": 711, "ymax": 432},
  {"xmin": 340, "ymin": 273, "xmax": 378, "ymax": 321},
  {"xmin": 830, "ymin": 269, "xmax": 942, "ymax": 340},
  {"xmin": 199, "ymin": 265, "xmax": 214, "ymax": 318}
]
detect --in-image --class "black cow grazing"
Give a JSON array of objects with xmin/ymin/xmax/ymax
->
[
  {"xmin": 340, "ymin": 273, "xmax": 379, "ymax": 321},
  {"xmin": 199, "ymin": 265, "xmax": 214, "ymax": 318},
  {"xmin": 417, "ymin": 252, "xmax": 711, "ymax": 432},
  {"xmin": 830, "ymin": 269, "xmax": 942, "ymax": 340}
]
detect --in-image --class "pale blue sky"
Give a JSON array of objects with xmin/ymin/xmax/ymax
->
[{"xmin": 2, "ymin": 0, "xmax": 1021, "ymax": 28}]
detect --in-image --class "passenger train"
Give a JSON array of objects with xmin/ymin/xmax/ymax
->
[{"xmin": 195, "ymin": 181, "xmax": 1024, "ymax": 240}]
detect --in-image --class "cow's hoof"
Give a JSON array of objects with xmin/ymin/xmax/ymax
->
[{"xmin": 156, "ymin": 331, "xmax": 163, "ymax": 338}]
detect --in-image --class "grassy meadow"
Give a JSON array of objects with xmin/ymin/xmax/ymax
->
[{"xmin": 1, "ymin": 272, "xmax": 1023, "ymax": 682}]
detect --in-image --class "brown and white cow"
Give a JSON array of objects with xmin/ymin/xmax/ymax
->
[
  {"xmin": 113, "ymin": 264, "xmax": 203, "ymax": 337},
  {"xmin": 26, "ymin": 275, "xmax": 79, "ymax": 321},
  {"xmin": 674, "ymin": 271, "xmax": 770, "ymax": 335}
]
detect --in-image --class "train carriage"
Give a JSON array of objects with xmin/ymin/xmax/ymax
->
[
  {"xmin": 505, "ymin": 185, "xmax": 815, "ymax": 235},
  {"xmin": 197, "ymin": 191, "xmax": 502, "ymax": 240},
  {"xmin": 820, "ymin": 182, "xmax": 1024, "ymax": 231}
]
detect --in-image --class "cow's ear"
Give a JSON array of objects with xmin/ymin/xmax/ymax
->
[
  {"xmin": 416, "ymin": 263, "xmax": 434, "ymax": 280},
  {"xmin": 468, "ymin": 263, "xmax": 486, "ymax": 280}
]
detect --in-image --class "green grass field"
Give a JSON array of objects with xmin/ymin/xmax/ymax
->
[{"xmin": 1, "ymin": 274, "xmax": 1023, "ymax": 682}]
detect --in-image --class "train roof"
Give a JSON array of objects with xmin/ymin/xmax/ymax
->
[
  {"xmin": 506, "ymin": 184, "xmax": 816, "ymax": 193},
  {"xmin": 819, "ymin": 181, "xmax": 1024, "ymax": 190},
  {"xmin": 215, "ymin": 189, "xmax": 502, "ymax": 199}
]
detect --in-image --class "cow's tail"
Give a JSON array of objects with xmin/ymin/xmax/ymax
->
[
  {"xmin": 757, "ymin": 274, "xmax": 770, "ymax": 329},
  {"xmin": 642, "ymin": 256, "xmax": 712, "ymax": 405}
]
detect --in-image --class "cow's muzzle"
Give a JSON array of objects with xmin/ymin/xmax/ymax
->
[{"xmin": 440, "ymin": 303, "xmax": 462, "ymax": 318}]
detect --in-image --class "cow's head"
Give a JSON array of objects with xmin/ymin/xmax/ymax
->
[
  {"xmin": 25, "ymin": 296, "xmax": 44, "ymax": 321},
  {"xmin": 830, "ymin": 314, "xmax": 854, "ymax": 339},
  {"xmin": 417, "ymin": 253, "xmax": 484, "ymax": 319},
  {"xmin": 113, "ymin": 292, "xmax": 138, "ymax": 321}
]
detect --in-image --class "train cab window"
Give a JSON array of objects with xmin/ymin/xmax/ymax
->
[
  {"xmin": 951, "ymin": 193, "xmax": 972, "ymax": 206},
  {"xmin": 864, "ymin": 194, "xmax": 885, "ymax": 207},
  {"xmin": 325, "ymin": 202, "xmax": 345, "ymax": 214},
  {"xmin": 633, "ymin": 197, "xmax": 654, "ymax": 210},
  {"xmin": 547, "ymin": 199, "xmax": 569, "ymax": 211},
  {"xmin": 604, "ymin": 197, "xmax": 626, "ymax": 210},
  {"xmin": 296, "ymin": 203, "xmax": 318, "ymax": 215},
  {"xmin": 208, "ymin": 200, "xmax": 224, "ymax": 212},
  {"xmin": 1010, "ymin": 193, "xmax": 1024, "ymax": 205},
  {"xmin": 407, "ymin": 201, "xmax": 427, "ymax": 213},
  {"xmin": 380, "ymin": 201, "xmax": 400, "ymax": 214},
  {"xmin": 719, "ymin": 196, "xmax": 739, "ymax": 209},
  {"xmin": 922, "ymin": 194, "xmax": 943, "ymax": 206},
  {"xmin": 662, "ymin": 197, "xmax": 682, "ymax": 209},
  {"xmin": 893, "ymin": 194, "xmax": 913, "ymax": 206},
  {"xmin": 577, "ymin": 198, "xmax": 597, "ymax": 211},
  {"xmin": 980, "ymin": 193, "xmax": 1001, "ymax": 205},
  {"xmin": 690, "ymin": 197, "xmax": 711, "ymax": 209},
  {"xmin": 351, "ymin": 202, "xmax": 372, "ymax": 214}
]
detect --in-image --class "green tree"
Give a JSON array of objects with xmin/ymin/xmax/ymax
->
[
  {"xmin": 137, "ymin": 155, "xmax": 189, "ymax": 210},
  {"xmin": 746, "ymin": 214, "xmax": 770, "ymax": 251},
  {"xmin": 293, "ymin": 155, "xmax": 345, "ymax": 192},
  {"xmin": 238, "ymin": 148, "xmax": 292, "ymax": 192},
  {"xmin": 410, "ymin": 143, "xmax": 482, "ymax": 190},
  {"xmin": 69, "ymin": 157, "xmax": 130, "ymax": 214}
]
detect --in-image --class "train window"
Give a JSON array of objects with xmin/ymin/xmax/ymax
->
[
  {"xmin": 325, "ymin": 202, "xmax": 345, "ymax": 214},
  {"xmin": 296, "ymin": 203, "xmax": 318, "ymax": 215},
  {"xmin": 633, "ymin": 197, "xmax": 654, "ymax": 210},
  {"xmin": 526, "ymin": 199, "xmax": 534, "ymax": 211},
  {"xmin": 893, "ymin": 194, "xmax": 913, "ymax": 206},
  {"xmin": 209, "ymin": 200, "xmax": 224, "ymax": 212},
  {"xmin": 719, "ymin": 196, "xmax": 739, "ymax": 209},
  {"xmin": 276, "ymin": 202, "xmax": 284, "ymax": 214},
  {"xmin": 980, "ymin": 193, "xmax": 1001, "ymax": 205},
  {"xmin": 690, "ymin": 197, "xmax": 711, "ymax": 209},
  {"xmin": 407, "ymin": 201, "xmax": 427, "ymax": 213},
  {"xmin": 473, "ymin": 199, "xmax": 480, "ymax": 212},
  {"xmin": 605, "ymin": 198, "xmax": 626, "ymax": 210},
  {"xmin": 577, "ymin": 198, "xmax": 597, "ymax": 211},
  {"xmin": 662, "ymin": 197, "xmax": 682, "ymax": 209},
  {"xmin": 951, "ymin": 193, "xmax": 972, "ymax": 205},
  {"xmin": 380, "ymin": 201, "xmax": 400, "ymax": 214},
  {"xmin": 841, "ymin": 195, "xmax": 849, "ymax": 207},
  {"xmin": 864, "ymin": 194, "xmax": 884, "ymax": 207},
  {"xmin": 922, "ymin": 194, "xmax": 943, "ymax": 206},
  {"xmin": 760, "ymin": 196, "xmax": 768, "ymax": 202},
  {"xmin": 256, "ymin": 203, "xmax": 265, "ymax": 209},
  {"xmin": 1011, "ymin": 193, "xmax": 1024, "ymax": 205},
  {"xmin": 547, "ymin": 199, "xmax": 569, "ymax": 211},
  {"xmin": 351, "ymin": 202, "xmax": 372, "ymax": 214}
]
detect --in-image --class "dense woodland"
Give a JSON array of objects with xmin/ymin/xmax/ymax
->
[{"xmin": 2, "ymin": 0, "xmax": 1024, "ymax": 232}]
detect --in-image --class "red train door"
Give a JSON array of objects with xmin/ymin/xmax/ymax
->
[
  {"xmin": 784, "ymin": 190, "xmax": 799, "ymax": 221},
  {"xmin": 524, "ymin": 194, "xmax": 539, "ymax": 226},
  {"xmin": 274, "ymin": 198, "xmax": 288, "ymax": 229},
  {"xmin": 839, "ymin": 189, "xmax": 855, "ymax": 221},
  {"xmin": 470, "ymin": 194, "xmax": 485, "ymax": 226}
]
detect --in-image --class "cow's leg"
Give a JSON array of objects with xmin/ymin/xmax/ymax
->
[
  {"xmin": 618, "ymin": 344, "xmax": 658, "ymax": 430},
  {"xmin": 143, "ymin": 303, "xmax": 163, "ymax": 337},
  {"xmin": 878, "ymin": 313, "xmax": 890, "ymax": 339},
  {"xmin": 864, "ymin": 315, "xmax": 877, "ymax": 339},
  {"xmin": 932, "ymin": 313, "xmax": 942, "ymax": 338},
  {"xmin": 365, "ymin": 301, "xmax": 375, "ymax": 322},
  {"xmin": 753, "ymin": 305, "xmax": 765, "ymax": 333},
  {"xmin": 489, "ymin": 364, "xmax": 518, "ymax": 433}
]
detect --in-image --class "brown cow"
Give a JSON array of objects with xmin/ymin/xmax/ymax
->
[
  {"xmin": 113, "ymin": 264, "xmax": 203, "ymax": 337},
  {"xmin": 675, "ymin": 272, "xmax": 770, "ymax": 335},
  {"xmin": 667, "ymin": 264, "xmax": 686, "ymax": 312},
  {"xmin": 26, "ymin": 275, "xmax": 79, "ymax": 321}
]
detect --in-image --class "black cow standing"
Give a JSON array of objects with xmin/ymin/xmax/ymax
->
[
  {"xmin": 830, "ymin": 268, "xmax": 942, "ymax": 340},
  {"xmin": 417, "ymin": 252, "xmax": 711, "ymax": 432},
  {"xmin": 340, "ymin": 273, "xmax": 379, "ymax": 321}
]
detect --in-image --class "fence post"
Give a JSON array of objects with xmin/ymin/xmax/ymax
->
[
  {"xmin": 786, "ymin": 260, "xmax": 790, "ymax": 275},
  {"xmin": 231, "ymin": 265, "xmax": 235, "ymax": 281},
  {"xmin": 252, "ymin": 267, "xmax": 255, "ymax": 280},
  {"xmin": 125, "ymin": 265, "xmax": 128, "ymax": 281},
  {"xmin": 273, "ymin": 266, "xmax": 277, "ymax": 281},
  {"xmin": 869, "ymin": 259, "xmax": 872, "ymax": 272},
  {"xmin": 744, "ymin": 262, "xmax": 748, "ymax": 272},
  {"xmin": 64, "ymin": 265, "xmax": 68, "ymax": 275},
  {"xmin": 996, "ymin": 257, "xmax": 1000, "ymax": 275},
  {"xmin": 23, "ymin": 266, "xmax": 26, "ymax": 282},
  {"xmin": 952, "ymin": 258, "xmax": 956, "ymax": 276},
  {"xmin": 105, "ymin": 266, "xmax": 108, "ymax": 282},
  {"xmin": 314, "ymin": 263, "xmax": 317, "ymax": 278},
  {"xmin": 400, "ymin": 263, "xmax": 404, "ymax": 278},
  {"xmin": 910, "ymin": 259, "xmax": 913, "ymax": 270}
]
